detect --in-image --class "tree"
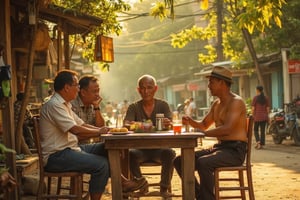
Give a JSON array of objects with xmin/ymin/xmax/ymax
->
[
  {"xmin": 51, "ymin": 0, "xmax": 131, "ymax": 62},
  {"xmin": 100, "ymin": 0, "xmax": 205, "ymax": 102},
  {"xmin": 255, "ymin": 0, "xmax": 300, "ymax": 53},
  {"xmin": 169, "ymin": 0, "xmax": 286, "ymax": 97}
]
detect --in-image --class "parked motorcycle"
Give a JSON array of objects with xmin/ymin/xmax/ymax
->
[{"xmin": 267, "ymin": 99, "xmax": 300, "ymax": 146}]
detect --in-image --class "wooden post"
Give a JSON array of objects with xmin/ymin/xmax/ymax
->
[
  {"xmin": 0, "ymin": 0, "xmax": 18, "ymax": 199},
  {"xmin": 57, "ymin": 20, "xmax": 63, "ymax": 71},
  {"xmin": 63, "ymin": 23, "xmax": 70, "ymax": 69}
]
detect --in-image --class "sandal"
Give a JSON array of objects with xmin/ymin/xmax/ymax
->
[{"xmin": 255, "ymin": 142, "xmax": 261, "ymax": 149}]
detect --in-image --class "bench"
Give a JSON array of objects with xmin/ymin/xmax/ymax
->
[{"xmin": 0, "ymin": 155, "xmax": 39, "ymax": 199}]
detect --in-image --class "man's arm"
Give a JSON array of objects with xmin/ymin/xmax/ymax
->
[
  {"xmin": 184, "ymin": 98, "xmax": 246, "ymax": 138},
  {"xmin": 92, "ymin": 97, "xmax": 105, "ymax": 127},
  {"xmin": 93, "ymin": 107, "xmax": 105, "ymax": 127},
  {"xmin": 69, "ymin": 124, "xmax": 108, "ymax": 140},
  {"xmin": 184, "ymin": 101, "xmax": 215, "ymax": 131}
]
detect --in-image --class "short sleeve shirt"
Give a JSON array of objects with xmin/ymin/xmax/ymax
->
[
  {"xmin": 71, "ymin": 95, "xmax": 96, "ymax": 126},
  {"xmin": 40, "ymin": 93, "xmax": 84, "ymax": 165},
  {"xmin": 251, "ymin": 95, "xmax": 270, "ymax": 122},
  {"xmin": 124, "ymin": 99, "xmax": 172, "ymax": 126}
]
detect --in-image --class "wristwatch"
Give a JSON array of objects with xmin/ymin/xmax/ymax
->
[{"xmin": 94, "ymin": 107, "xmax": 100, "ymax": 111}]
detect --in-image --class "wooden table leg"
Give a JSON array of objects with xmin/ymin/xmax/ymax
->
[
  {"xmin": 108, "ymin": 149, "xmax": 123, "ymax": 200},
  {"xmin": 181, "ymin": 147, "xmax": 195, "ymax": 200},
  {"xmin": 121, "ymin": 149, "xmax": 130, "ymax": 179}
]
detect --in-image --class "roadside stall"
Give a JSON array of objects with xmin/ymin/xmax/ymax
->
[{"xmin": 0, "ymin": 1, "xmax": 104, "ymax": 199}]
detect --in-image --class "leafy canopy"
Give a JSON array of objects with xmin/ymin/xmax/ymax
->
[
  {"xmin": 169, "ymin": 0, "xmax": 286, "ymax": 65},
  {"xmin": 51, "ymin": 0, "xmax": 131, "ymax": 63}
]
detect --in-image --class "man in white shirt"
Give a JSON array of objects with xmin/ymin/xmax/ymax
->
[{"xmin": 40, "ymin": 70, "xmax": 146, "ymax": 200}]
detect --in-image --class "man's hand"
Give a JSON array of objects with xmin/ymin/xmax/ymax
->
[
  {"xmin": 163, "ymin": 118, "xmax": 172, "ymax": 127},
  {"xmin": 98, "ymin": 126, "xmax": 109, "ymax": 134},
  {"xmin": 182, "ymin": 116, "xmax": 191, "ymax": 125},
  {"xmin": 92, "ymin": 96, "xmax": 102, "ymax": 108}
]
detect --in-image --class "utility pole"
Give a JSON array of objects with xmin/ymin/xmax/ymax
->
[
  {"xmin": 216, "ymin": 0, "xmax": 224, "ymax": 61},
  {"xmin": 281, "ymin": 48, "xmax": 291, "ymax": 104}
]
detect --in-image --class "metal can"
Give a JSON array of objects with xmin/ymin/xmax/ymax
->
[{"xmin": 156, "ymin": 113, "xmax": 164, "ymax": 131}]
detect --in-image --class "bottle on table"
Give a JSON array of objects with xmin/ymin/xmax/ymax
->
[{"xmin": 156, "ymin": 113, "xmax": 164, "ymax": 131}]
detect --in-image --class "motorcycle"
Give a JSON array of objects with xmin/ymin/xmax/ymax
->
[{"xmin": 267, "ymin": 99, "xmax": 300, "ymax": 146}]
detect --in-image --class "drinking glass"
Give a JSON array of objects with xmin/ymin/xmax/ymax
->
[{"xmin": 173, "ymin": 111, "xmax": 182, "ymax": 134}]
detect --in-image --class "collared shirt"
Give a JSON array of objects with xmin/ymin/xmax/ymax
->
[
  {"xmin": 40, "ymin": 92, "xmax": 84, "ymax": 165},
  {"xmin": 71, "ymin": 95, "xmax": 96, "ymax": 126}
]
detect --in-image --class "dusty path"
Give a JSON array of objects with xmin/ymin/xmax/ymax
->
[
  {"xmin": 250, "ymin": 135, "xmax": 300, "ymax": 200},
  {"xmin": 22, "ymin": 134, "xmax": 300, "ymax": 200}
]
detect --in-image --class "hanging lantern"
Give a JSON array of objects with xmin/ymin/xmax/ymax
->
[{"xmin": 94, "ymin": 35, "xmax": 114, "ymax": 63}]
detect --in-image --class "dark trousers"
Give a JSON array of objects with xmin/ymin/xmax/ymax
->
[
  {"xmin": 174, "ymin": 141, "xmax": 246, "ymax": 200},
  {"xmin": 129, "ymin": 148, "xmax": 176, "ymax": 188},
  {"xmin": 254, "ymin": 121, "xmax": 267, "ymax": 145}
]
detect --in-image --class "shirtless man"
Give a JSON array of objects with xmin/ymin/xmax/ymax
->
[{"xmin": 173, "ymin": 66, "xmax": 247, "ymax": 200}]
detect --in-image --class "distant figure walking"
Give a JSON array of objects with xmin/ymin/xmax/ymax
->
[
  {"xmin": 183, "ymin": 99, "xmax": 190, "ymax": 116},
  {"xmin": 188, "ymin": 97, "xmax": 197, "ymax": 119},
  {"xmin": 251, "ymin": 86, "xmax": 270, "ymax": 149}
]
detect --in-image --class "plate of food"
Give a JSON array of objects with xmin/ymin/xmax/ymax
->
[
  {"xmin": 109, "ymin": 127, "xmax": 132, "ymax": 135},
  {"xmin": 130, "ymin": 120, "xmax": 155, "ymax": 133}
]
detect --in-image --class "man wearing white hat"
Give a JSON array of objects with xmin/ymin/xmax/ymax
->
[{"xmin": 174, "ymin": 66, "xmax": 248, "ymax": 200}]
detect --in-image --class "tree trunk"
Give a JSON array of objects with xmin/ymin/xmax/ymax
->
[
  {"xmin": 241, "ymin": 28, "xmax": 269, "ymax": 97},
  {"xmin": 216, "ymin": 0, "xmax": 224, "ymax": 61},
  {"xmin": 15, "ymin": 8, "xmax": 38, "ymax": 155}
]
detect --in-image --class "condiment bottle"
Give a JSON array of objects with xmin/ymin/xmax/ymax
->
[
  {"xmin": 116, "ymin": 114, "xmax": 123, "ymax": 128},
  {"xmin": 156, "ymin": 113, "xmax": 164, "ymax": 131}
]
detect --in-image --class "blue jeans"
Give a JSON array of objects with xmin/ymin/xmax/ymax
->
[
  {"xmin": 129, "ymin": 148, "xmax": 176, "ymax": 188},
  {"xmin": 45, "ymin": 143, "xmax": 110, "ymax": 194},
  {"xmin": 254, "ymin": 121, "xmax": 267, "ymax": 145}
]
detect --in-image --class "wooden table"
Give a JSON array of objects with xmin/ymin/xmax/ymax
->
[{"xmin": 101, "ymin": 132, "xmax": 204, "ymax": 200}]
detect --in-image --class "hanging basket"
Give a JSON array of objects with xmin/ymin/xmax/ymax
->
[
  {"xmin": 12, "ymin": 22, "xmax": 51, "ymax": 52},
  {"xmin": 38, "ymin": 0, "xmax": 51, "ymax": 8},
  {"xmin": 35, "ymin": 23, "xmax": 51, "ymax": 51}
]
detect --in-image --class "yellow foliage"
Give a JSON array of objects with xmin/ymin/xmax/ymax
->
[{"xmin": 200, "ymin": 0, "xmax": 209, "ymax": 10}]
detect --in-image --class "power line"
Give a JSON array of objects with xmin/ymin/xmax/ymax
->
[
  {"xmin": 115, "ymin": 48, "xmax": 206, "ymax": 55},
  {"xmin": 115, "ymin": 21, "xmax": 194, "ymax": 47}
]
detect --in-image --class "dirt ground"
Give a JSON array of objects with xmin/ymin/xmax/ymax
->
[{"xmin": 22, "ymin": 134, "xmax": 300, "ymax": 200}]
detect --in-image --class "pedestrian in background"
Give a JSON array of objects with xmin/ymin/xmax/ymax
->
[
  {"xmin": 251, "ymin": 85, "xmax": 270, "ymax": 149},
  {"xmin": 183, "ymin": 99, "xmax": 190, "ymax": 116},
  {"xmin": 188, "ymin": 97, "xmax": 197, "ymax": 119}
]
